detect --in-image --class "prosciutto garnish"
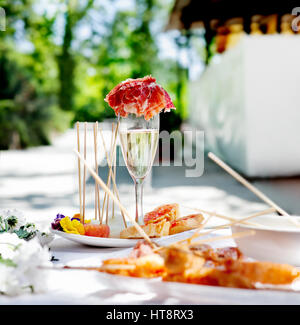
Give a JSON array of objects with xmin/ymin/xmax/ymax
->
[{"xmin": 104, "ymin": 75, "xmax": 175, "ymax": 120}]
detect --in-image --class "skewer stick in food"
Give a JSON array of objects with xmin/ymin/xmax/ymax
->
[
  {"xmin": 96, "ymin": 124, "xmax": 101, "ymax": 221},
  {"xmin": 189, "ymin": 207, "xmax": 275, "ymax": 241},
  {"xmin": 208, "ymin": 152, "xmax": 300, "ymax": 227},
  {"xmin": 82, "ymin": 122, "xmax": 87, "ymax": 223},
  {"xmin": 73, "ymin": 149, "xmax": 155, "ymax": 247},
  {"xmin": 161, "ymin": 207, "xmax": 274, "ymax": 250},
  {"xmin": 154, "ymin": 229, "xmax": 256, "ymax": 253},
  {"xmin": 93, "ymin": 123, "xmax": 97, "ymax": 220},
  {"xmin": 101, "ymin": 125, "xmax": 112, "ymax": 223},
  {"xmin": 99, "ymin": 127, "xmax": 127, "ymax": 228},
  {"xmin": 43, "ymin": 264, "xmax": 136, "ymax": 272},
  {"xmin": 76, "ymin": 122, "xmax": 83, "ymax": 218},
  {"xmin": 105, "ymin": 123, "xmax": 116, "ymax": 224},
  {"xmin": 108, "ymin": 123, "xmax": 119, "ymax": 220},
  {"xmin": 101, "ymin": 123, "xmax": 119, "ymax": 223},
  {"xmin": 112, "ymin": 139, "xmax": 117, "ymax": 219},
  {"xmin": 182, "ymin": 206, "xmax": 262, "ymax": 227},
  {"xmin": 106, "ymin": 124, "xmax": 115, "ymax": 223},
  {"xmin": 175, "ymin": 214, "xmax": 214, "ymax": 246},
  {"xmin": 93, "ymin": 122, "xmax": 101, "ymax": 221},
  {"xmin": 186, "ymin": 230, "xmax": 256, "ymax": 247}
]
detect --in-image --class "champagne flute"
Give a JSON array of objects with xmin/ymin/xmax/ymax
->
[{"xmin": 119, "ymin": 114, "xmax": 159, "ymax": 224}]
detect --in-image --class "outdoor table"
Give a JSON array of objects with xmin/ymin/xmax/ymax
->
[{"xmin": 1, "ymin": 228, "xmax": 300, "ymax": 305}]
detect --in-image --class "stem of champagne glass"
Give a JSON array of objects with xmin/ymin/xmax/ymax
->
[{"xmin": 134, "ymin": 178, "xmax": 144, "ymax": 223}]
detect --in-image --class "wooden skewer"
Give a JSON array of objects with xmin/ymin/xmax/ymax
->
[
  {"xmin": 93, "ymin": 123, "xmax": 97, "ymax": 220},
  {"xmin": 102, "ymin": 123, "xmax": 119, "ymax": 223},
  {"xmin": 208, "ymin": 152, "xmax": 300, "ymax": 227},
  {"xmin": 42, "ymin": 264, "xmax": 136, "ymax": 272},
  {"xmin": 82, "ymin": 122, "xmax": 87, "ymax": 223},
  {"xmin": 186, "ymin": 230, "xmax": 256, "ymax": 247},
  {"xmin": 154, "ymin": 229, "xmax": 256, "ymax": 252},
  {"xmin": 175, "ymin": 214, "xmax": 214, "ymax": 246},
  {"xmin": 99, "ymin": 129, "xmax": 118, "ymax": 193},
  {"xmin": 99, "ymin": 264, "xmax": 135, "ymax": 271},
  {"xmin": 182, "ymin": 206, "xmax": 262, "ymax": 227},
  {"xmin": 208, "ymin": 152, "xmax": 286, "ymax": 215},
  {"xmin": 105, "ymin": 123, "xmax": 116, "ymax": 225},
  {"xmin": 93, "ymin": 122, "xmax": 101, "ymax": 221},
  {"xmin": 99, "ymin": 127, "xmax": 127, "ymax": 228},
  {"xmin": 112, "ymin": 138, "xmax": 117, "ymax": 219},
  {"xmin": 76, "ymin": 122, "xmax": 83, "ymax": 218},
  {"xmin": 99, "ymin": 128, "xmax": 107, "ymax": 223},
  {"xmin": 188, "ymin": 207, "xmax": 275, "ymax": 241},
  {"xmin": 96, "ymin": 123, "xmax": 101, "ymax": 221},
  {"xmin": 157, "ymin": 207, "xmax": 274, "ymax": 251},
  {"xmin": 73, "ymin": 149, "xmax": 155, "ymax": 248}
]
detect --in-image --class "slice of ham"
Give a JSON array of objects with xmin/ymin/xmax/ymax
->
[{"xmin": 104, "ymin": 75, "xmax": 175, "ymax": 120}]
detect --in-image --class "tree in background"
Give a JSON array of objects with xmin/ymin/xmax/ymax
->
[
  {"xmin": 57, "ymin": 0, "xmax": 94, "ymax": 112},
  {"xmin": 0, "ymin": 0, "xmax": 67, "ymax": 149},
  {"xmin": 0, "ymin": 52, "xmax": 56, "ymax": 149},
  {"xmin": 73, "ymin": 0, "xmax": 187, "ymax": 132},
  {"xmin": 73, "ymin": 0, "xmax": 160, "ymax": 123},
  {"xmin": 0, "ymin": 0, "xmax": 192, "ymax": 149},
  {"xmin": 129, "ymin": 0, "xmax": 158, "ymax": 78}
]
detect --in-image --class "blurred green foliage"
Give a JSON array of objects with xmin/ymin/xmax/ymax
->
[
  {"xmin": 0, "ymin": 50, "xmax": 61, "ymax": 149},
  {"xmin": 0, "ymin": 0, "xmax": 190, "ymax": 149}
]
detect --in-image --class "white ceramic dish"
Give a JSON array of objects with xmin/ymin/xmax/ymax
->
[
  {"xmin": 231, "ymin": 215, "xmax": 300, "ymax": 266},
  {"xmin": 50, "ymin": 228, "xmax": 140, "ymax": 247},
  {"xmin": 50, "ymin": 227, "xmax": 196, "ymax": 248},
  {"xmin": 45, "ymin": 267, "xmax": 300, "ymax": 305}
]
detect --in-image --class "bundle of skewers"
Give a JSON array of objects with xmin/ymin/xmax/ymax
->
[
  {"xmin": 51, "ymin": 121, "xmax": 128, "ymax": 238},
  {"xmin": 79, "ymin": 120, "xmax": 130, "ymax": 230}
]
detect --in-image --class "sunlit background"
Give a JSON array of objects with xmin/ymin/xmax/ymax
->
[{"xmin": 0, "ymin": 0, "xmax": 200, "ymax": 150}]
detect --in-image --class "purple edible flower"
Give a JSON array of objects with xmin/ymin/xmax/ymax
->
[
  {"xmin": 51, "ymin": 213, "xmax": 66, "ymax": 230},
  {"xmin": 55, "ymin": 214, "xmax": 66, "ymax": 220}
]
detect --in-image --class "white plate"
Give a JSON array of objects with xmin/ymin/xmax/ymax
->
[
  {"xmin": 96, "ymin": 271, "xmax": 300, "ymax": 304},
  {"xmin": 50, "ymin": 228, "xmax": 197, "ymax": 248},
  {"xmin": 231, "ymin": 215, "xmax": 300, "ymax": 266},
  {"xmin": 50, "ymin": 229, "xmax": 140, "ymax": 247},
  {"xmin": 45, "ymin": 263, "xmax": 300, "ymax": 305}
]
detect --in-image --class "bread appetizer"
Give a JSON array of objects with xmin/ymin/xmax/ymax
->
[
  {"xmin": 120, "ymin": 219, "xmax": 170, "ymax": 239},
  {"xmin": 169, "ymin": 213, "xmax": 204, "ymax": 235},
  {"xmin": 120, "ymin": 204, "xmax": 204, "ymax": 239}
]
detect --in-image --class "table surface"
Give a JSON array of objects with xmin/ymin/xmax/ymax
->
[{"xmin": 1, "ymin": 228, "xmax": 300, "ymax": 305}]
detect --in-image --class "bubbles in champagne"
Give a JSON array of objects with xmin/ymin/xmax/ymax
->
[{"xmin": 119, "ymin": 129, "xmax": 159, "ymax": 180}]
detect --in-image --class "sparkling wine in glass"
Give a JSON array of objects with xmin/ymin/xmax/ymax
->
[{"xmin": 119, "ymin": 114, "xmax": 159, "ymax": 224}]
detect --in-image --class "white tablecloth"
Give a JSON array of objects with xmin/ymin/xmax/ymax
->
[{"xmin": 1, "ymin": 229, "xmax": 300, "ymax": 305}]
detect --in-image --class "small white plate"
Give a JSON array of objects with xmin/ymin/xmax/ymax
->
[
  {"xmin": 50, "ymin": 228, "xmax": 140, "ymax": 247},
  {"xmin": 231, "ymin": 215, "xmax": 300, "ymax": 266},
  {"xmin": 50, "ymin": 227, "xmax": 197, "ymax": 248}
]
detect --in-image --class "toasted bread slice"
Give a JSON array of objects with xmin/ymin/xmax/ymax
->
[
  {"xmin": 144, "ymin": 203, "xmax": 180, "ymax": 225},
  {"xmin": 169, "ymin": 213, "xmax": 204, "ymax": 235},
  {"xmin": 120, "ymin": 219, "xmax": 171, "ymax": 239}
]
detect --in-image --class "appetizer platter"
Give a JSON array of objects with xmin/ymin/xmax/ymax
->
[
  {"xmin": 99, "ymin": 240, "xmax": 300, "ymax": 291},
  {"xmin": 49, "ymin": 204, "xmax": 205, "ymax": 247}
]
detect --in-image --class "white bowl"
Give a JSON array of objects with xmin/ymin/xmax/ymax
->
[{"xmin": 231, "ymin": 215, "xmax": 300, "ymax": 266}]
